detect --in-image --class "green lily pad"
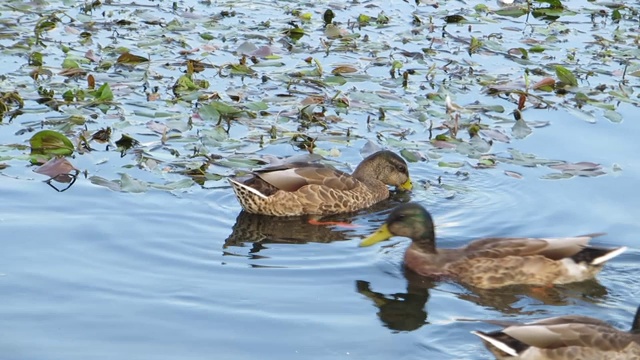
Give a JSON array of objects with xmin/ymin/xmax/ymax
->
[{"xmin": 29, "ymin": 130, "xmax": 74, "ymax": 157}]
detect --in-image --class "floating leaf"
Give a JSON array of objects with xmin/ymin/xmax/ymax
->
[
  {"xmin": 230, "ymin": 63, "xmax": 255, "ymax": 75},
  {"xmin": 540, "ymin": 172, "xmax": 574, "ymax": 180},
  {"xmin": 603, "ymin": 110, "xmax": 622, "ymax": 123},
  {"xmin": 29, "ymin": 130, "xmax": 74, "ymax": 157},
  {"xmin": 149, "ymin": 178, "xmax": 195, "ymax": 191},
  {"xmin": 89, "ymin": 83, "xmax": 114, "ymax": 101},
  {"xmin": 504, "ymin": 170, "xmax": 523, "ymax": 179},
  {"xmin": 62, "ymin": 58, "xmax": 80, "ymax": 69},
  {"xmin": 331, "ymin": 65, "xmax": 358, "ymax": 75},
  {"xmin": 512, "ymin": 117, "xmax": 532, "ymax": 139},
  {"xmin": 536, "ymin": 0, "xmax": 563, "ymax": 9},
  {"xmin": 34, "ymin": 156, "xmax": 77, "ymax": 178},
  {"xmin": 115, "ymin": 134, "xmax": 140, "ymax": 152},
  {"xmin": 549, "ymin": 161, "xmax": 601, "ymax": 172},
  {"xmin": 116, "ymin": 52, "xmax": 149, "ymax": 65},
  {"xmin": 529, "ymin": 45, "xmax": 546, "ymax": 53},
  {"xmin": 120, "ymin": 173, "xmax": 148, "ymax": 193},
  {"xmin": 357, "ymin": 14, "xmax": 371, "ymax": 25},
  {"xmin": 438, "ymin": 161, "xmax": 464, "ymax": 168},
  {"xmin": 532, "ymin": 77, "xmax": 555, "ymax": 91},
  {"xmin": 90, "ymin": 176, "xmax": 122, "ymax": 191},
  {"xmin": 469, "ymin": 36, "xmax": 482, "ymax": 55},
  {"xmin": 400, "ymin": 149, "xmax": 426, "ymax": 163},
  {"xmin": 555, "ymin": 65, "xmax": 578, "ymax": 87},
  {"xmin": 445, "ymin": 15, "xmax": 466, "ymax": 23}
]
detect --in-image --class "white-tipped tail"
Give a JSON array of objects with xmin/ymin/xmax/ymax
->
[
  {"xmin": 471, "ymin": 331, "xmax": 518, "ymax": 357},
  {"xmin": 592, "ymin": 246, "xmax": 627, "ymax": 265},
  {"xmin": 227, "ymin": 178, "xmax": 268, "ymax": 199}
]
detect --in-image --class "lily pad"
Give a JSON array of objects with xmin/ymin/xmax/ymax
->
[{"xmin": 29, "ymin": 130, "xmax": 74, "ymax": 158}]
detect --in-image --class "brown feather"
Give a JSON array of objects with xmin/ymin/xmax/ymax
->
[
  {"xmin": 361, "ymin": 203, "xmax": 625, "ymax": 289},
  {"xmin": 228, "ymin": 150, "xmax": 412, "ymax": 216},
  {"xmin": 475, "ymin": 306, "xmax": 640, "ymax": 359}
]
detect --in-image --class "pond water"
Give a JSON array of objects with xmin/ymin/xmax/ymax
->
[{"xmin": 1, "ymin": 0, "xmax": 639, "ymax": 359}]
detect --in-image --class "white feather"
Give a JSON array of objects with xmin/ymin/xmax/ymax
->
[
  {"xmin": 592, "ymin": 246, "xmax": 627, "ymax": 265},
  {"xmin": 471, "ymin": 331, "xmax": 518, "ymax": 357},
  {"xmin": 227, "ymin": 178, "xmax": 268, "ymax": 199},
  {"xmin": 560, "ymin": 258, "xmax": 589, "ymax": 279}
]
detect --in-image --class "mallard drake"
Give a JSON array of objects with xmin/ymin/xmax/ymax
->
[
  {"xmin": 359, "ymin": 203, "xmax": 626, "ymax": 289},
  {"xmin": 472, "ymin": 305, "xmax": 640, "ymax": 359},
  {"xmin": 228, "ymin": 150, "xmax": 412, "ymax": 216}
]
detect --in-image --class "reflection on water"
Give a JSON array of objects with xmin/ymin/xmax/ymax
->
[
  {"xmin": 356, "ymin": 272, "xmax": 435, "ymax": 332},
  {"xmin": 224, "ymin": 194, "xmax": 412, "ymax": 254},
  {"xmin": 223, "ymin": 211, "xmax": 354, "ymax": 249},
  {"xmin": 455, "ymin": 279, "xmax": 609, "ymax": 313},
  {"xmin": 357, "ymin": 266, "xmax": 610, "ymax": 333}
]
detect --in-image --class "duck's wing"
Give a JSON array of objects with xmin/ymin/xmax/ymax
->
[
  {"xmin": 463, "ymin": 235, "xmax": 597, "ymax": 260},
  {"xmin": 504, "ymin": 322, "xmax": 635, "ymax": 351},
  {"xmin": 255, "ymin": 164, "xmax": 357, "ymax": 192}
]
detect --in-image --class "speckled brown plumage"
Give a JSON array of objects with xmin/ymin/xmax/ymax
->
[
  {"xmin": 473, "ymin": 305, "xmax": 640, "ymax": 359},
  {"xmin": 228, "ymin": 150, "xmax": 412, "ymax": 216},
  {"xmin": 360, "ymin": 203, "xmax": 627, "ymax": 289}
]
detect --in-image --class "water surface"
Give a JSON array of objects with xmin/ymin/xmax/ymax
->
[{"xmin": 1, "ymin": 0, "xmax": 640, "ymax": 359}]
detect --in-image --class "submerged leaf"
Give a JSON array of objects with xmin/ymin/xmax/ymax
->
[{"xmin": 120, "ymin": 173, "xmax": 148, "ymax": 193}]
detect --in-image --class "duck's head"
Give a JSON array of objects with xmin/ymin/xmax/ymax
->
[
  {"xmin": 360, "ymin": 203, "xmax": 435, "ymax": 248},
  {"xmin": 354, "ymin": 151, "xmax": 413, "ymax": 191}
]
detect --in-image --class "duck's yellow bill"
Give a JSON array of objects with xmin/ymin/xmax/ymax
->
[
  {"xmin": 359, "ymin": 224, "xmax": 393, "ymax": 247},
  {"xmin": 398, "ymin": 178, "xmax": 413, "ymax": 191}
]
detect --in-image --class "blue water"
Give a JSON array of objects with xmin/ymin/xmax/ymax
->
[{"xmin": 2, "ymin": 0, "xmax": 640, "ymax": 359}]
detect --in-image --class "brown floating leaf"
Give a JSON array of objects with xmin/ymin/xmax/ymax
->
[
  {"xmin": 517, "ymin": 93, "xmax": 526, "ymax": 110},
  {"xmin": 116, "ymin": 52, "xmax": 149, "ymax": 65},
  {"xmin": 532, "ymin": 77, "xmax": 555, "ymax": 91},
  {"xmin": 59, "ymin": 68, "xmax": 88, "ymax": 77},
  {"xmin": 87, "ymin": 74, "xmax": 95, "ymax": 89},
  {"xmin": 331, "ymin": 65, "xmax": 358, "ymax": 75},
  {"xmin": 34, "ymin": 157, "xmax": 77, "ymax": 179},
  {"xmin": 91, "ymin": 127, "xmax": 111, "ymax": 143},
  {"xmin": 300, "ymin": 95, "xmax": 324, "ymax": 105},
  {"xmin": 85, "ymin": 49, "xmax": 99, "ymax": 63}
]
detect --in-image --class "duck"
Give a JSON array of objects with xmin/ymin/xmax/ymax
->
[
  {"xmin": 227, "ymin": 150, "xmax": 412, "ymax": 216},
  {"xmin": 359, "ymin": 203, "xmax": 626, "ymax": 289},
  {"xmin": 472, "ymin": 305, "xmax": 640, "ymax": 359}
]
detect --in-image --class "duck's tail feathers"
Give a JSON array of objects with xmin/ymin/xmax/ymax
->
[
  {"xmin": 470, "ymin": 331, "xmax": 519, "ymax": 357},
  {"xmin": 571, "ymin": 246, "xmax": 626, "ymax": 266},
  {"xmin": 228, "ymin": 178, "xmax": 268, "ymax": 199},
  {"xmin": 631, "ymin": 305, "xmax": 640, "ymax": 333}
]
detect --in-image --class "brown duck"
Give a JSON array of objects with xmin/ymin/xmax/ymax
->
[
  {"xmin": 228, "ymin": 150, "xmax": 412, "ymax": 216},
  {"xmin": 472, "ymin": 305, "xmax": 640, "ymax": 359},
  {"xmin": 360, "ymin": 203, "xmax": 627, "ymax": 289}
]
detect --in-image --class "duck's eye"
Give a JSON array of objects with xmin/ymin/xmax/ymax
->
[{"xmin": 396, "ymin": 165, "xmax": 407, "ymax": 173}]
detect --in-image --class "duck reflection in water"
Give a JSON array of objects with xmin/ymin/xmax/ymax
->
[
  {"xmin": 357, "ymin": 266, "xmax": 610, "ymax": 332},
  {"xmin": 356, "ymin": 268, "xmax": 436, "ymax": 332},
  {"xmin": 223, "ymin": 210, "xmax": 355, "ymax": 255},
  {"xmin": 224, "ymin": 193, "xmax": 411, "ymax": 256}
]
